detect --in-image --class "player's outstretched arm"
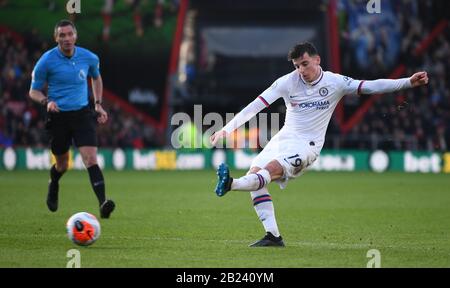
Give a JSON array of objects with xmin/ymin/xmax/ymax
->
[
  {"xmin": 210, "ymin": 96, "xmax": 268, "ymax": 147},
  {"xmin": 359, "ymin": 71, "xmax": 428, "ymax": 95}
]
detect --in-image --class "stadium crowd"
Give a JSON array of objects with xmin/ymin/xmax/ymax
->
[{"xmin": 333, "ymin": 0, "xmax": 450, "ymax": 151}]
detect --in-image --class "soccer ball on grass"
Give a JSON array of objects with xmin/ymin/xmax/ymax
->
[{"xmin": 66, "ymin": 212, "xmax": 101, "ymax": 246}]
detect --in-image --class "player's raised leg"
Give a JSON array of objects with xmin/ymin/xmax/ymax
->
[
  {"xmin": 215, "ymin": 164, "xmax": 272, "ymax": 196},
  {"xmin": 214, "ymin": 165, "xmax": 273, "ymax": 196},
  {"xmin": 215, "ymin": 159, "xmax": 283, "ymax": 195},
  {"xmin": 47, "ymin": 152, "xmax": 69, "ymax": 212}
]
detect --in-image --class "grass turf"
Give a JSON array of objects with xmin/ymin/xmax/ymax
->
[{"xmin": 0, "ymin": 170, "xmax": 449, "ymax": 267}]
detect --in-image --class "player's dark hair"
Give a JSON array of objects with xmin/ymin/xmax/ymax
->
[
  {"xmin": 54, "ymin": 19, "xmax": 77, "ymax": 36},
  {"xmin": 287, "ymin": 42, "xmax": 318, "ymax": 60}
]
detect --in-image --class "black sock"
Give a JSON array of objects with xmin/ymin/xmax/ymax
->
[
  {"xmin": 87, "ymin": 164, "xmax": 106, "ymax": 206},
  {"xmin": 50, "ymin": 164, "xmax": 64, "ymax": 182}
]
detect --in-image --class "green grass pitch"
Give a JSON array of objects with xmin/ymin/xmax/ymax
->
[{"xmin": 1, "ymin": 170, "xmax": 449, "ymax": 267}]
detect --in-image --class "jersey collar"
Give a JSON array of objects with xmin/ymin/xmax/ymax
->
[
  {"xmin": 56, "ymin": 45, "xmax": 77, "ymax": 59},
  {"xmin": 300, "ymin": 66, "xmax": 323, "ymax": 86}
]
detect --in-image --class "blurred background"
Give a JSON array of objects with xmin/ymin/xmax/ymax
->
[{"xmin": 0, "ymin": 0, "xmax": 449, "ymax": 172}]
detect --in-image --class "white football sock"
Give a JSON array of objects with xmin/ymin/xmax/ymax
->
[
  {"xmin": 250, "ymin": 187, "xmax": 280, "ymax": 237},
  {"xmin": 231, "ymin": 169, "xmax": 271, "ymax": 191}
]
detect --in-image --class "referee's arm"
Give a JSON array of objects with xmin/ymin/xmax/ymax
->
[
  {"xmin": 29, "ymin": 88, "xmax": 47, "ymax": 106},
  {"xmin": 29, "ymin": 88, "xmax": 59, "ymax": 112},
  {"xmin": 91, "ymin": 75, "xmax": 108, "ymax": 124},
  {"xmin": 30, "ymin": 57, "xmax": 59, "ymax": 112}
]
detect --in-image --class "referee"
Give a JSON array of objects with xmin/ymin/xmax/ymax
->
[{"xmin": 29, "ymin": 20, "xmax": 115, "ymax": 218}]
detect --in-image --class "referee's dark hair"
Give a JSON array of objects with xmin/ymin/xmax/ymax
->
[
  {"xmin": 54, "ymin": 19, "xmax": 77, "ymax": 36},
  {"xmin": 288, "ymin": 42, "xmax": 318, "ymax": 61}
]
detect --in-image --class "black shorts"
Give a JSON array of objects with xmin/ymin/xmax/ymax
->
[{"xmin": 45, "ymin": 107, "xmax": 98, "ymax": 155}]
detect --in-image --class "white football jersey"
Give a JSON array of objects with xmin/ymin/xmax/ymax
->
[{"xmin": 258, "ymin": 68, "xmax": 362, "ymax": 151}]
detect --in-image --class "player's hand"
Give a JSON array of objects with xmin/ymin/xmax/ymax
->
[
  {"xmin": 95, "ymin": 104, "xmax": 108, "ymax": 124},
  {"xmin": 210, "ymin": 130, "xmax": 228, "ymax": 146},
  {"xmin": 47, "ymin": 101, "xmax": 60, "ymax": 113},
  {"xmin": 410, "ymin": 71, "xmax": 428, "ymax": 87}
]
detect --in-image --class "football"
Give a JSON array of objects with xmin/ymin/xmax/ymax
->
[{"xmin": 66, "ymin": 212, "xmax": 101, "ymax": 246}]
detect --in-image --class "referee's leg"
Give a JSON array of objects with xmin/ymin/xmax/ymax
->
[
  {"xmin": 79, "ymin": 146, "xmax": 115, "ymax": 218},
  {"xmin": 47, "ymin": 152, "xmax": 69, "ymax": 212}
]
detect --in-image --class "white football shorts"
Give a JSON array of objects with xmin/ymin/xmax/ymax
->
[{"xmin": 251, "ymin": 127, "xmax": 319, "ymax": 189}]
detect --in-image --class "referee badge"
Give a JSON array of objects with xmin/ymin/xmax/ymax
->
[
  {"xmin": 78, "ymin": 69, "xmax": 86, "ymax": 80},
  {"xmin": 319, "ymin": 87, "xmax": 328, "ymax": 97}
]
